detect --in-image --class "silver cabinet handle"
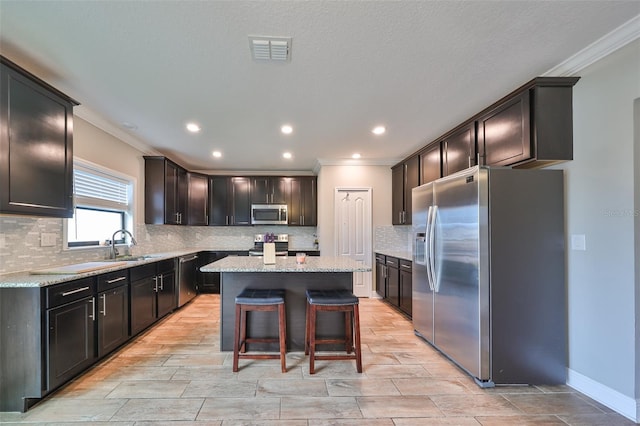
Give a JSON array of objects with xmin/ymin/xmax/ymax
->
[
  {"xmin": 153, "ymin": 276, "xmax": 158, "ymax": 292},
  {"xmin": 89, "ymin": 297, "xmax": 95, "ymax": 321},
  {"xmin": 159, "ymin": 274, "xmax": 164, "ymax": 291},
  {"xmin": 106, "ymin": 276, "xmax": 127, "ymax": 284},
  {"xmin": 62, "ymin": 286, "xmax": 90, "ymax": 296},
  {"xmin": 100, "ymin": 294, "xmax": 107, "ymax": 316}
]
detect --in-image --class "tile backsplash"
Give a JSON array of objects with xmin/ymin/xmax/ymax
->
[
  {"xmin": 0, "ymin": 216, "xmax": 317, "ymax": 275},
  {"xmin": 374, "ymin": 225, "xmax": 412, "ymax": 252}
]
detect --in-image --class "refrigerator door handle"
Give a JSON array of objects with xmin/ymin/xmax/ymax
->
[
  {"xmin": 430, "ymin": 205, "xmax": 439, "ymax": 292},
  {"xmin": 425, "ymin": 205, "xmax": 434, "ymax": 291}
]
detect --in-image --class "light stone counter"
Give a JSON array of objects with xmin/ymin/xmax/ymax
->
[
  {"xmin": 0, "ymin": 250, "xmax": 200, "ymax": 288},
  {"xmin": 375, "ymin": 250, "xmax": 412, "ymax": 261},
  {"xmin": 201, "ymin": 255, "xmax": 370, "ymax": 273}
]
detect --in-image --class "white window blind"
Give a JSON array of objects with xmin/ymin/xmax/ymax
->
[{"xmin": 73, "ymin": 165, "xmax": 130, "ymax": 210}]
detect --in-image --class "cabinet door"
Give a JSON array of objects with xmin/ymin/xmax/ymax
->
[
  {"xmin": 187, "ymin": 172, "xmax": 209, "ymax": 225},
  {"xmin": 47, "ymin": 297, "xmax": 96, "ymax": 389},
  {"xmin": 230, "ymin": 177, "xmax": 251, "ymax": 225},
  {"xmin": 209, "ymin": 176, "xmax": 230, "ymax": 226},
  {"xmin": 130, "ymin": 277, "xmax": 157, "ymax": 335},
  {"xmin": 404, "ymin": 156, "xmax": 419, "ymax": 225},
  {"xmin": 391, "ymin": 165, "xmax": 405, "ymax": 225},
  {"xmin": 157, "ymin": 271, "xmax": 176, "ymax": 318},
  {"xmin": 164, "ymin": 162, "xmax": 187, "ymax": 225},
  {"xmin": 271, "ymin": 177, "xmax": 289, "ymax": 204},
  {"xmin": 375, "ymin": 255, "xmax": 387, "ymax": 298},
  {"xmin": 386, "ymin": 257, "xmax": 400, "ymax": 307},
  {"xmin": 478, "ymin": 91, "xmax": 531, "ymax": 167},
  {"xmin": 420, "ymin": 143, "xmax": 441, "ymax": 185},
  {"xmin": 97, "ymin": 286, "xmax": 129, "ymax": 358},
  {"xmin": 289, "ymin": 177, "xmax": 316, "ymax": 226},
  {"xmin": 251, "ymin": 177, "xmax": 270, "ymax": 204},
  {"xmin": 399, "ymin": 262, "xmax": 412, "ymax": 317},
  {"xmin": 443, "ymin": 122, "xmax": 475, "ymax": 176},
  {"xmin": 0, "ymin": 61, "xmax": 75, "ymax": 218}
]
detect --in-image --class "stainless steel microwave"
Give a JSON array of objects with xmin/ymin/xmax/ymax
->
[{"xmin": 251, "ymin": 204, "xmax": 288, "ymax": 225}]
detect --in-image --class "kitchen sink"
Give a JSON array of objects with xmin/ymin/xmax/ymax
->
[{"xmin": 106, "ymin": 255, "xmax": 162, "ymax": 262}]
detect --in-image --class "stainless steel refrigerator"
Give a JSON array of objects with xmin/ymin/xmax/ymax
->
[{"xmin": 412, "ymin": 166, "xmax": 566, "ymax": 387}]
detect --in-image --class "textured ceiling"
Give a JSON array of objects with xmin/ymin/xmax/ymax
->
[{"xmin": 1, "ymin": 1, "xmax": 639, "ymax": 173}]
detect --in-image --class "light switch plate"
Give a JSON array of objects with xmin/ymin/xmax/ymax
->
[
  {"xmin": 571, "ymin": 234, "xmax": 586, "ymax": 251},
  {"xmin": 41, "ymin": 233, "xmax": 57, "ymax": 247}
]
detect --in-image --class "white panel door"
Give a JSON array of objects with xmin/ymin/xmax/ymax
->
[{"xmin": 334, "ymin": 188, "xmax": 372, "ymax": 297}]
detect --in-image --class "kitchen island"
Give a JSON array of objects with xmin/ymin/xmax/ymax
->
[{"xmin": 201, "ymin": 256, "xmax": 370, "ymax": 351}]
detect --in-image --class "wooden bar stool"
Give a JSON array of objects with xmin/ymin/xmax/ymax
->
[
  {"xmin": 233, "ymin": 288, "xmax": 287, "ymax": 373},
  {"xmin": 305, "ymin": 289, "xmax": 362, "ymax": 374}
]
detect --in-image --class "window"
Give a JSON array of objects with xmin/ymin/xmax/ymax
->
[{"xmin": 66, "ymin": 161, "xmax": 134, "ymax": 249}]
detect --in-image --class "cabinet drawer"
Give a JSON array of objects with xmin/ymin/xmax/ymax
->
[
  {"xmin": 46, "ymin": 277, "xmax": 95, "ymax": 308},
  {"xmin": 375, "ymin": 253, "xmax": 386, "ymax": 263},
  {"xmin": 157, "ymin": 259, "xmax": 175, "ymax": 275},
  {"xmin": 130, "ymin": 263, "xmax": 157, "ymax": 282},
  {"xmin": 400, "ymin": 260, "xmax": 412, "ymax": 271},
  {"xmin": 97, "ymin": 270, "xmax": 129, "ymax": 292},
  {"xmin": 386, "ymin": 257, "xmax": 399, "ymax": 268}
]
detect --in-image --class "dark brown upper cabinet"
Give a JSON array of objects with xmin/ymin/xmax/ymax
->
[
  {"xmin": 0, "ymin": 56, "xmax": 79, "ymax": 218},
  {"xmin": 442, "ymin": 121, "xmax": 476, "ymax": 177},
  {"xmin": 289, "ymin": 176, "xmax": 317, "ymax": 226},
  {"xmin": 419, "ymin": 142, "xmax": 441, "ymax": 185},
  {"xmin": 208, "ymin": 176, "xmax": 251, "ymax": 226},
  {"xmin": 251, "ymin": 176, "xmax": 289, "ymax": 204},
  {"xmin": 144, "ymin": 156, "xmax": 188, "ymax": 225},
  {"xmin": 478, "ymin": 77, "xmax": 580, "ymax": 168},
  {"xmin": 392, "ymin": 155, "xmax": 419, "ymax": 225},
  {"xmin": 187, "ymin": 172, "xmax": 209, "ymax": 226}
]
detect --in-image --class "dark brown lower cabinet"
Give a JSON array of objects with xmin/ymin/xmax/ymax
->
[
  {"xmin": 47, "ymin": 296, "xmax": 96, "ymax": 390},
  {"xmin": 386, "ymin": 257, "xmax": 400, "ymax": 307},
  {"xmin": 130, "ymin": 260, "xmax": 176, "ymax": 336},
  {"xmin": 375, "ymin": 254, "xmax": 387, "ymax": 299},
  {"xmin": 97, "ymin": 285, "xmax": 129, "ymax": 358},
  {"xmin": 399, "ymin": 260, "xmax": 412, "ymax": 316}
]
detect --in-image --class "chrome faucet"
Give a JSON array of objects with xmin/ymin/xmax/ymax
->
[{"xmin": 110, "ymin": 229, "xmax": 138, "ymax": 259}]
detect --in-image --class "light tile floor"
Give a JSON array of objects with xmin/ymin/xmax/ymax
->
[{"xmin": 1, "ymin": 294, "xmax": 635, "ymax": 425}]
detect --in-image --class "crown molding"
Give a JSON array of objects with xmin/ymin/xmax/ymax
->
[
  {"xmin": 544, "ymin": 14, "xmax": 640, "ymax": 76},
  {"xmin": 74, "ymin": 105, "xmax": 159, "ymax": 155}
]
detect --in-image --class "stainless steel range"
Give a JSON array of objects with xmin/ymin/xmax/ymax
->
[{"xmin": 248, "ymin": 233, "xmax": 289, "ymax": 256}]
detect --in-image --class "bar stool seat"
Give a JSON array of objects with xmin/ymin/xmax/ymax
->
[
  {"xmin": 305, "ymin": 289, "xmax": 362, "ymax": 374},
  {"xmin": 233, "ymin": 288, "xmax": 287, "ymax": 373}
]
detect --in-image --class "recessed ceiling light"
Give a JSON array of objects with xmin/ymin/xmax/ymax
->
[
  {"xmin": 283, "ymin": 152, "xmax": 292, "ymax": 159},
  {"xmin": 352, "ymin": 153, "xmax": 361, "ymax": 159},
  {"xmin": 212, "ymin": 151, "xmax": 222, "ymax": 158},
  {"xmin": 281, "ymin": 124, "xmax": 293, "ymax": 134},
  {"xmin": 372, "ymin": 126, "xmax": 386, "ymax": 135},
  {"xmin": 186, "ymin": 122, "xmax": 201, "ymax": 133},
  {"xmin": 121, "ymin": 121, "xmax": 137, "ymax": 130}
]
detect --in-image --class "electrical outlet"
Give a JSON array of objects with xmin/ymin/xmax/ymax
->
[
  {"xmin": 41, "ymin": 233, "xmax": 57, "ymax": 247},
  {"xmin": 571, "ymin": 234, "xmax": 586, "ymax": 251}
]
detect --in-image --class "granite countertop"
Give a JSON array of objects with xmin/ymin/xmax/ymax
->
[
  {"xmin": 201, "ymin": 256, "xmax": 371, "ymax": 273},
  {"xmin": 375, "ymin": 250, "xmax": 413, "ymax": 261},
  {"xmin": 0, "ymin": 249, "xmax": 200, "ymax": 288}
]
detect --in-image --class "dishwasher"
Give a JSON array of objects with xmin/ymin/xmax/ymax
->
[{"xmin": 177, "ymin": 253, "xmax": 199, "ymax": 307}]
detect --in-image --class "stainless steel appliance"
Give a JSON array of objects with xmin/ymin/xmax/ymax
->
[
  {"xmin": 177, "ymin": 253, "xmax": 198, "ymax": 307},
  {"xmin": 412, "ymin": 166, "xmax": 566, "ymax": 386},
  {"xmin": 251, "ymin": 204, "xmax": 288, "ymax": 225},
  {"xmin": 248, "ymin": 233, "xmax": 289, "ymax": 256}
]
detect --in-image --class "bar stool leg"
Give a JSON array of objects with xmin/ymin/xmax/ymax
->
[
  {"xmin": 345, "ymin": 310, "xmax": 353, "ymax": 354},
  {"xmin": 309, "ymin": 304, "xmax": 317, "ymax": 374},
  {"xmin": 304, "ymin": 298, "xmax": 310, "ymax": 355},
  {"xmin": 233, "ymin": 303, "xmax": 241, "ymax": 372},
  {"xmin": 278, "ymin": 303, "xmax": 287, "ymax": 373},
  {"xmin": 353, "ymin": 304, "xmax": 362, "ymax": 373}
]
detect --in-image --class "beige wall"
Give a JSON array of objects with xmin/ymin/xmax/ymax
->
[
  {"xmin": 316, "ymin": 164, "xmax": 392, "ymax": 255},
  {"xmin": 73, "ymin": 118, "xmax": 147, "ymax": 224}
]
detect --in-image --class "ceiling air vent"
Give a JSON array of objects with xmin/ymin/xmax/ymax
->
[{"xmin": 249, "ymin": 36, "xmax": 291, "ymax": 62}]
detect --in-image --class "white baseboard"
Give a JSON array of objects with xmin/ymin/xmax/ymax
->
[{"xmin": 567, "ymin": 368, "xmax": 639, "ymax": 423}]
